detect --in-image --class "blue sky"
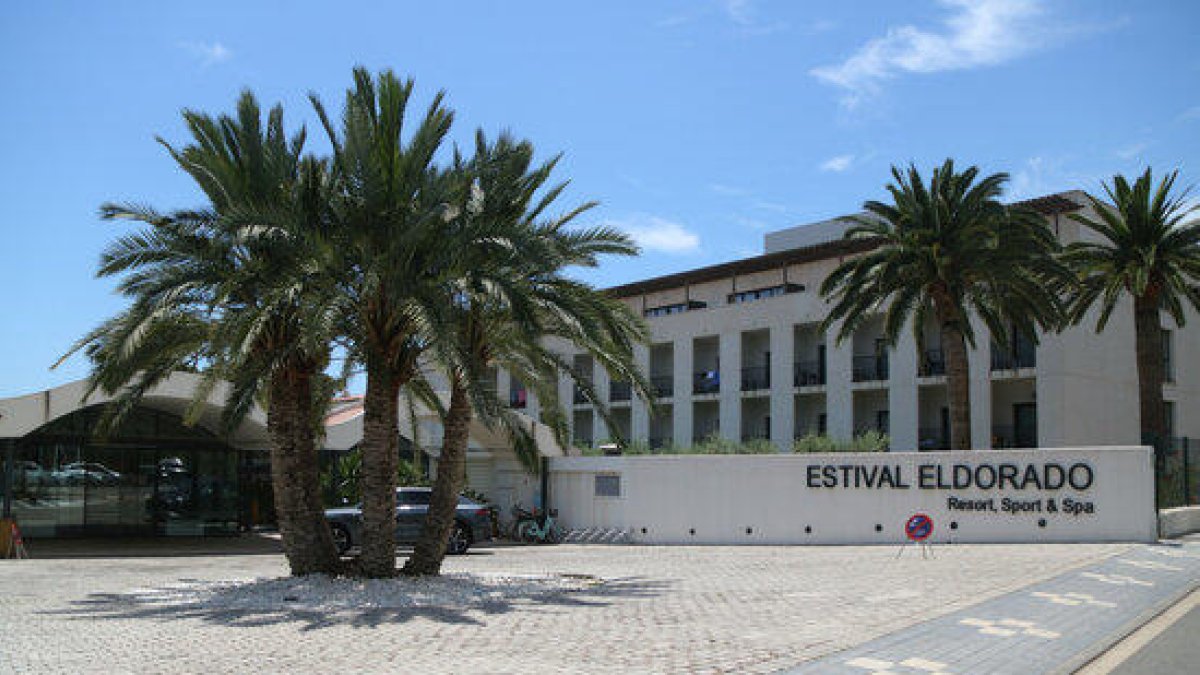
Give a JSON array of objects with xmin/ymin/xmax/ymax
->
[{"xmin": 2, "ymin": 0, "xmax": 1197, "ymax": 396}]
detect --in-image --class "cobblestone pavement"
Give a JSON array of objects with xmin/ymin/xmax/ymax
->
[
  {"xmin": 0, "ymin": 542, "xmax": 1131, "ymax": 674},
  {"xmin": 788, "ymin": 539, "xmax": 1200, "ymax": 675}
]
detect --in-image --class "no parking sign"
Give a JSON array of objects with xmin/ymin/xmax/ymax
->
[{"xmin": 905, "ymin": 513, "xmax": 933, "ymax": 542}]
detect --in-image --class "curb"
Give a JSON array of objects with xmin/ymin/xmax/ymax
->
[{"xmin": 1053, "ymin": 561, "xmax": 1200, "ymax": 674}]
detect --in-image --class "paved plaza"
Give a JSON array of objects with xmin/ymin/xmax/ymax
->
[{"xmin": 0, "ymin": 540, "xmax": 1194, "ymax": 674}]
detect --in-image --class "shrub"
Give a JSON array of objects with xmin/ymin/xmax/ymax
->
[{"xmin": 792, "ymin": 432, "xmax": 889, "ymax": 453}]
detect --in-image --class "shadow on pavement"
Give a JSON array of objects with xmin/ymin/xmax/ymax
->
[{"xmin": 43, "ymin": 573, "xmax": 671, "ymax": 631}]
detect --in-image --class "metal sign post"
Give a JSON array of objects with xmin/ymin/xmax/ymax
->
[{"xmin": 896, "ymin": 513, "xmax": 934, "ymax": 559}]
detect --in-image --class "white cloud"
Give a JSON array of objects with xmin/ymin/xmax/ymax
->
[
  {"xmin": 720, "ymin": 0, "xmax": 754, "ymax": 25},
  {"xmin": 718, "ymin": 0, "xmax": 788, "ymax": 36},
  {"xmin": 807, "ymin": 19, "xmax": 837, "ymax": 34},
  {"xmin": 1114, "ymin": 142, "xmax": 1149, "ymax": 160},
  {"xmin": 820, "ymin": 154, "xmax": 855, "ymax": 173},
  {"xmin": 180, "ymin": 41, "xmax": 233, "ymax": 67},
  {"xmin": 811, "ymin": 0, "xmax": 1051, "ymax": 108},
  {"xmin": 709, "ymin": 183, "xmax": 750, "ymax": 197},
  {"xmin": 751, "ymin": 200, "xmax": 790, "ymax": 214},
  {"xmin": 732, "ymin": 216, "xmax": 768, "ymax": 231},
  {"xmin": 607, "ymin": 215, "xmax": 701, "ymax": 254},
  {"xmin": 1179, "ymin": 106, "xmax": 1200, "ymax": 122}
]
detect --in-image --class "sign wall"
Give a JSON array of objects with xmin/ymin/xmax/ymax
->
[{"xmin": 547, "ymin": 447, "xmax": 1157, "ymax": 544}]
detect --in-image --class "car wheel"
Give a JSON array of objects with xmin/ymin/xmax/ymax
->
[
  {"xmin": 330, "ymin": 523, "xmax": 352, "ymax": 555},
  {"xmin": 447, "ymin": 521, "xmax": 471, "ymax": 555}
]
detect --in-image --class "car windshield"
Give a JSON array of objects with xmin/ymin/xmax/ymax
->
[{"xmin": 397, "ymin": 490, "xmax": 431, "ymax": 506}]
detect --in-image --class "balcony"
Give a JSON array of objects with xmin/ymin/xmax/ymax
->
[
  {"xmin": 741, "ymin": 428, "xmax": 770, "ymax": 442},
  {"xmin": 693, "ymin": 370, "xmax": 720, "ymax": 395},
  {"xmin": 793, "ymin": 422, "xmax": 827, "ymax": 439},
  {"xmin": 609, "ymin": 381, "xmax": 632, "ymax": 403},
  {"xmin": 793, "ymin": 360, "xmax": 826, "ymax": 387},
  {"xmin": 991, "ymin": 332, "xmax": 1036, "ymax": 372},
  {"xmin": 509, "ymin": 389, "xmax": 527, "ymax": 409},
  {"xmin": 852, "ymin": 355, "xmax": 889, "ymax": 382},
  {"xmin": 741, "ymin": 366, "xmax": 771, "ymax": 392},
  {"xmin": 991, "ymin": 347, "xmax": 1036, "ymax": 372},
  {"xmin": 919, "ymin": 348, "xmax": 945, "ymax": 377},
  {"xmin": 650, "ymin": 375, "xmax": 674, "ymax": 398},
  {"xmin": 918, "ymin": 427, "xmax": 949, "ymax": 450}
]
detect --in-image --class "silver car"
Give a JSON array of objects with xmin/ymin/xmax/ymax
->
[{"xmin": 324, "ymin": 487, "xmax": 493, "ymax": 556}]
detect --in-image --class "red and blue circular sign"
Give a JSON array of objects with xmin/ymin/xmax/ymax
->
[{"xmin": 905, "ymin": 513, "xmax": 933, "ymax": 541}]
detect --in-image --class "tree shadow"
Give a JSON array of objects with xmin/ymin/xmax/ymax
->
[{"xmin": 42, "ymin": 573, "xmax": 671, "ymax": 632}]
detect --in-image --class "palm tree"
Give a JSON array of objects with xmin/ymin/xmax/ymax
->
[
  {"xmin": 310, "ymin": 68, "xmax": 456, "ymax": 578},
  {"xmin": 401, "ymin": 131, "xmax": 649, "ymax": 576},
  {"xmin": 1063, "ymin": 168, "xmax": 1200, "ymax": 475},
  {"xmin": 820, "ymin": 160, "xmax": 1070, "ymax": 450},
  {"xmin": 61, "ymin": 93, "xmax": 343, "ymax": 575}
]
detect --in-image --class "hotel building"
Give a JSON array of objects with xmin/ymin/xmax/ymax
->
[{"xmin": 502, "ymin": 191, "xmax": 1198, "ymax": 453}]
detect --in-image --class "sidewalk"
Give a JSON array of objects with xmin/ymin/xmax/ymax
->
[{"xmin": 785, "ymin": 538, "xmax": 1200, "ymax": 674}]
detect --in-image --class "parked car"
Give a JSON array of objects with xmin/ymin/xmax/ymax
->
[
  {"xmin": 59, "ymin": 462, "xmax": 122, "ymax": 486},
  {"xmin": 324, "ymin": 487, "xmax": 492, "ymax": 556}
]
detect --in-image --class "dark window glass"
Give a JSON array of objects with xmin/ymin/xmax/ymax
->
[
  {"xmin": 398, "ymin": 490, "xmax": 432, "ymax": 506},
  {"xmin": 595, "ymin": 474, "xmax": 621, "ymax": 497}
]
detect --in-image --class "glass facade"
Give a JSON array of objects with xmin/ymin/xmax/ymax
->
[{"xmin": 1, "ymin": 405, "xmax": 255, "ymax": 538}]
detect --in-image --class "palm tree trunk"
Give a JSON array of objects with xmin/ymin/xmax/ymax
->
[
  {"xmin": 941, "ymin": 320, "xmax": 973, "ymax": 450},
  {"xmin": 357, "ymin": 365, "xmax": 402, "ymax": 578},
  {"xmin": 267, "ymin": 369, "xmax": 340, "ymax": 575},
  {"xmin": 1133, "ymin": 294, "xmax": 1167, "ymax": 466},
  {"xmin": 403, "ymin": 375, "xmax": 471, "ymax": 576}
]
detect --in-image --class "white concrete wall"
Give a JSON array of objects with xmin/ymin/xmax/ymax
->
[
  {"xmin": 548, "ymin": 447, "xmax": 1157, "ymax": 544},
  {"xmin": 1159, "ymin": 506, "xmax": 1200, "ymax": 539}
]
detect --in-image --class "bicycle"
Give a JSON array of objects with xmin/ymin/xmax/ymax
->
[{"xmin": 510, "ymin": 504, "xmax": 563, "ymax": 544}]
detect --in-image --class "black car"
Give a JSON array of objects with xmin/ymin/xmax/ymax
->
[{"xmin": 324, "ymin": 487, "xmax": 492, "ymax": 555}]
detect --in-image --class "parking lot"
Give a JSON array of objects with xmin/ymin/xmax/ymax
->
[{"xmin": 0, "ymin": 540, "xmax": 1130, "ymax": 674}]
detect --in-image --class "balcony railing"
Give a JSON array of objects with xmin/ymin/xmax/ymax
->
[
  {"xmin": 650, "ymin": 375, "xmax": 674, "ymax": 398},
  {"xmin": 793, "ymin": 423, "xmax": 827, "ymax": 439},
  {"xmin": 919, "ymin": 348, "xmax": 945, "ymax": 377},
  {"xmin": 918, "ymin": 427, "xmax": 949, "ymax": 450},
  {"xmin": 609, "ymin": 381, "xmax": 632, "ymax": 403},
  {"xmin": 741, "ymin": 428, "xmax": 770, "ymax": 442},
  {"xmin": 793, "ymin": 360, "xmax": 826, "ymax": 387},
  {"xmin": 693, "ymin": 370, "xmax": 720, "ymax": 395},
  {"xmin": 741, "ymin": 366, "xmax": 770, "ymax": 391},
  {"xmin": 852, "ymin": 354, "xmax": 889, "ymax": 382},
  {"xmin": 991, "ymin": 424, "xmax": 1037, "ymax": 449},
  {"xmin": 992, "ymin": 425, "xmax": 1016, "ymax": 448},
  {"xmin": 991, "ymin": 341, "xmax": 1036, "ymax": 371}
]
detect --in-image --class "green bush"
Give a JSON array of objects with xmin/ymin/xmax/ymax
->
[
  {"xmin": 320, "ymin": 448, "xmax": 429, "ymax": 505},
  {"xmin": 574, "ymin": 435, "xmax": 780, "ymax": 456},
  {"xmin": 793, "ymin": 432, "xmax": 889, "ymax": 453}
]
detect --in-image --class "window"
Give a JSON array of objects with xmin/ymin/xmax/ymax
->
[
  {"xmin": 1163, "ymin": 329, "xmax": 1174, "ymax": 383},
  {"xmin": 595, "ymin": 474, "xmax": 621, "ymax": 497},
  {"xmin": 1165, "ymin": 401, "xmax": 1175, "ymax": 440},
  {"xmin": 645, "ymin": 300, "xmax": 707, "ymax": 318},
  {"xmin": 727, "ymin": 283, "xmax": 804, "ymax": 305}
]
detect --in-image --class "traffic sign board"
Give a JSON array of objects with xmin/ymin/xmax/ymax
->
[{"xmin": 905, "ymin": 513, "xmax": 933, "ymax": 542}]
